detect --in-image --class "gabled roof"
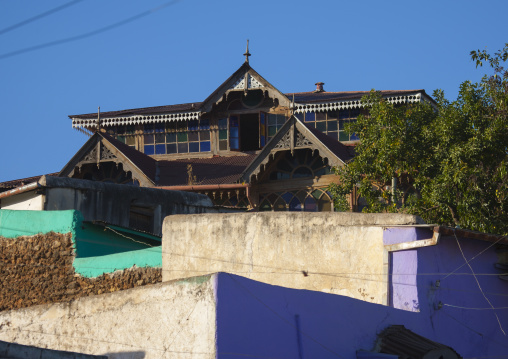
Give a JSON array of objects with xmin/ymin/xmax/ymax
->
[
  {"xmin": 286, "ymin": 89, "xmax": 430, "ymax": 104},
  {"xmin": 0, "ymin": 172, "xmax": 58, "ymax": 190},
  {"xmin": 199, "ymin": 62, "xmax": 290, "ymax": 113},
  {"xmin": 240, "ymin": 115, "xmax": 352, "ymax": 183},
  {"xmin": 59, "ymin": 132, "xmax": 156, "ymax": 187}
]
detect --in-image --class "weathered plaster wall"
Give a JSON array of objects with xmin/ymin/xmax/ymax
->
[
  {"xmin": 0, "ymin": 231, "xmax": 161, "ymax": 312},
  {"xmin": 0, "ymin": 276, "xmax": 217, "ymax": 359},
  {"xmin": 0, "ymin": 191, "xmax": 43, "ymax": 211},
  {"xmin": 215, "ymin": 273, "xmax": 507, "ymax": 359},
  {"xmin": 163, "ymin": 212, "xmax": 422, "ymax": 304}
]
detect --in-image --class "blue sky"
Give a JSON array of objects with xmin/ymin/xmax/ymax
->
[{"xmin": 0, "ymin": 0, "xmax": 506, "ymax": 182}]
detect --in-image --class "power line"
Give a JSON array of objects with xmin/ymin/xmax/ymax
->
[
  {"xmin": 0, "ymin": 0, "xmax": 85, "ymax": 36},
  {"xmin": 0, "ymin": 0, "xmax": 181, "ymax": 60},
  {"xmin": 452, "ymin": 230, "xmax": 506, "ymax": 336}
]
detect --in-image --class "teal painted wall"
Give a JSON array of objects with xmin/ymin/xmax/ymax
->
[
  {"xmin": 0, "ymin": 209, "xmax": 161, "ymax": 278},
  {"xmin": 73, "ymin": 247, "xmax": 162, "ymax": 277},
  {"xmin": 0, "ymin": 209, "xmax": 81, "ymax": 238}
]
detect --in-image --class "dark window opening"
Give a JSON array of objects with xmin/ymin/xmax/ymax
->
[{"xmin": 239, "ymin": 113, "xmax": 259, "ymax": 151}]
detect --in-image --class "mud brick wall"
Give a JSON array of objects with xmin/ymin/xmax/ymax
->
[{"xmin": 0, "ymin": 232, "xmax": 161, "ymax": 312}]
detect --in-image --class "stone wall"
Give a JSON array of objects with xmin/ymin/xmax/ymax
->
[{"xmin": 0, "ymin": 232, "xmax": 161, "ymax": 312}]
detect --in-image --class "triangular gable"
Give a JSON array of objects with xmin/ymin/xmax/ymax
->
[
  {"xmin": 59, "ymin": 132, "xmax": 156, "ymax": 187},
  {"xmin": 200, "ymin": 62, "xmax": 291, "ymax": 113},
  {"xmin": 240, "ymin": 116, "xmax": 352, "ymax": 183}
]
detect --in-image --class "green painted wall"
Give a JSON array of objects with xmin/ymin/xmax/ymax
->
[
  {"xmin": 0, "ymin": 209, "xmax": 81, "ymax": 238},
  {"xmin": 0, "ymin": 209, "xmax": 161, "ymax": 278}
]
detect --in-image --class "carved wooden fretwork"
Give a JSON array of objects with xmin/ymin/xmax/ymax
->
[
  {"xmin": 81, "ymin": 143, "xmax": 117, "ymax": 163},
  {"xmin": 101, "ymin": 145, "xmax": 116, "ymax": 160},
  {"xmin": 83, "ymin": 147, "xmax": 97, "ymax": 162},
  {"xmin": 274, "ymin": 132, "xmax": 291, "ymax": 149},
  {"xmin": 295, "ymin": 130, "xmax": 313, "ymax": 147},
  {"xmin": 231, "ymin": 74, "xmax": 263, "ymax": 90}
]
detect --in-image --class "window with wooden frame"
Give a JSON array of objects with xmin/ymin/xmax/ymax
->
[{"xmin": 143, "ymin": 120, "xmax": 211, "ymax": 155}]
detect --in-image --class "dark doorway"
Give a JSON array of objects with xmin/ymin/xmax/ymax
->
[{"xmin": 240, "ymin": 113, "xmax": 259, "ymax": 151}]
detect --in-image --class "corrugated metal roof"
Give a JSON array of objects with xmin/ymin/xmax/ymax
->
[{"xmin": 376, "ymin": 325, "xmax": 462, "ymax": 358}]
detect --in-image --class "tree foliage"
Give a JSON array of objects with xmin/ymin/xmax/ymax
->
[{"xmin": 329, "ymin": 43, "xmax": 508, "ymax": 235}]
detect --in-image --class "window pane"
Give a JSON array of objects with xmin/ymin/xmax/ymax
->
[
  {"xmin": 339, "ymin": 110, "xmax": 349, "ymax": 119},
  {"xmin": 295, "ymin": 113, "xmax": 304, "ymax": 121},
  {"xmin": 188, "ymin": 132, "xmax": 199, "ymax": 142},
  {"xmin": 178, "ymin": 143, "xmax": 188, "ymax": 153},
  {"xmin": 316, "ymin": 121, "xmax": 326, "ymax": 132},
  {"xmin": 155, "ymin": 144, "xmax": 166, "ymax": 154},
  {"xmin": 304, "ymin": 197, "xmax": 317, "ymax": 212},
  {"xmin": 289, "ymin": 197, "xmax": 303, "ymax": 211},
  {"xmin": 316, "ymin": 112, "xmax": 326, "ymax": 121},
  {"xmin": 219, "ymin": 140, "xmax": 228, "ymax": 151},
  {"xmin": 277, "ymin": 115, "xmax": 286, "ymax": 125},
  {"xmin": 166, "ymin": 143, "xmax": 177, "ymax": 154},
  {"xmin": 230, "ymin": 127, "xmax": 239, "ymax": 137},
  {"xmin": 218, "ymin": 118, "xmax": 228, "ymax": 129},
  {"xmin": 117, "ymin": 136, "xmax": 125, "ymax": 144},
  {"xmin": 155, "ymin": 123, "xmax": 165, "ymax": 133},
  {"xmin": 126, "ymin": 136, "xmax": 135, "ymax": 145},
  {"xmin": 166, "ymin": 133, "xmax": 177, "ymax": 143},
  {"xmin": 200, "ymin": 131, "xmax": 210, "ymax": 141},
  {"xmin": 327, "ymin": 120, "xmax": 338, "ymax": 131},
  {"xmin": 155, "ymin": 134, "xmax": 165, "ymax": 144},
  {"xmin": 200, "ymin": 141, "xmax": 211, "ymax": 152},
  {"xmin": 144, "ymin": 124, "xmax": 154, "ymax": 133},
  {"xmin": 339, "ymin": 131, "xmax": 350, "ymax": 141},
  {"xmin": 199, "ymin": 119, "xmax": 210, "ymax": 130},
  {"xmin": 189, "ymin": 120, "xmax": 199, "ymax": 131},
  {"xmin": 144, "ymin": 134, "xmax": 154, "ymax": 144},
  {"xmin": 230, "ymin": 138, "xmax": 239, "ymax": 150},
  {"xmin": 219, "ymin": 129, "xmax": 228, "ymax": 140},
  {"xmin": 268, "ymin": 126, "xmax": 277, "ymax": 136},
  {"xmin": 189, "ymin": 142, "xmax": 199, "ymax": 152},
  {"xmin": 166, "ymin": 122, "xmax": 177, "ymax": 132},
  {"xmin": 267, "ymin": 114, "xmax": 277, "ymax": 126},
  {"xmin": 305, "ymin": 112, "xmax": 315, "ymax": 122},
  {"xmin": 177, "ymin": 132, "xmax": 188, "ymax": 142},
  {"xmin": 144, "ymin": 145, "xmax": 154, "ymax": 155}
]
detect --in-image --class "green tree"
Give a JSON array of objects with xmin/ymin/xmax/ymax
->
[{"xmin": 329, "ymin": 43, "xmax": 508, "ymax": 235}]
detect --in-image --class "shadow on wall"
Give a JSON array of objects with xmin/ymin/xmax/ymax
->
[{"xmin": 103, "ymin": 351, "xmax": 146, "ymax": 359}]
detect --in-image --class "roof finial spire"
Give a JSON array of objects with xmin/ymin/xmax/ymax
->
[{"xmin": 243, "ymin": 39, "xmax": 251, "ymax": 63}]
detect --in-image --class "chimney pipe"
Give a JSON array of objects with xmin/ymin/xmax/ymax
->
[{"xmin": 314, "ymin": 82, "xmax": 325, "ymax": 93}]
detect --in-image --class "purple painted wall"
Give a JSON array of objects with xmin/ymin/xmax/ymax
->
[{"xmin": 215, "ymin": 232, "xmax": 508, "ymax": 359}]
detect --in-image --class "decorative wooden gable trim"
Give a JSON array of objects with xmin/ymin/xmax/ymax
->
[
  {"xmin": 59, "ymin": 133, "xmax": 155, "ymax": 187},
  {"xmin": 240, "ymin": 116, "xmax": 347, "ymax": 183},
  {"xmin": 200, "ymin": 62, "xmax": 290, "ymax": 113}
]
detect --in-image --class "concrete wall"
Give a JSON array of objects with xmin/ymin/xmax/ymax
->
[
  {"xmin": 163, "ymin": 212, "xmax": 423, "ymax": 304},
  {"xmin": 0, "ymin": 276, "xmax": 217, "ymax": 359},
  {"xmin": 0, "ymin": 191, "xmax": 43, "ymax": 210}
]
